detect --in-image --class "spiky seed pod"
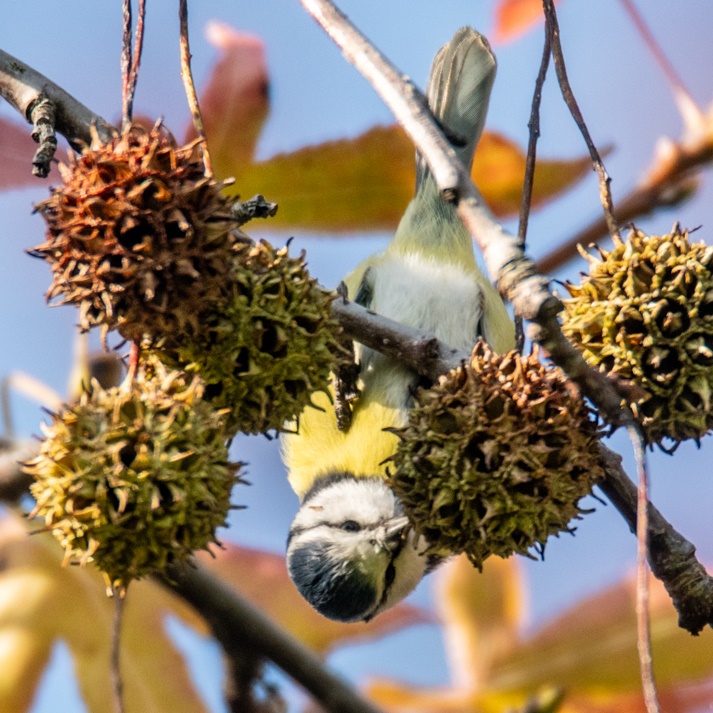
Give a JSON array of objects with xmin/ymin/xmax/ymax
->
[
  {"xmin": 157, "ymin": 240, "xmax": 341, "ymax": 436},
  {"xmin": 32, "ymin": 121, "xmax": 242, "ymax": 342},
  {"xmin": 25, "ymin": 370, "xmax": 242, "ymax": 592},
  {"xmin": 561, "ymin": 225, "xmax": 713, "ymax": 447},
  {"xmin": 389, "ymin": 342, "xmax": 605, "ymax": 568}
]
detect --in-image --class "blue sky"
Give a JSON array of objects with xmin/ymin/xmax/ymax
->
[{"xmin": 2, "ymin": 2, "xmax": 713, "ymax": 711}]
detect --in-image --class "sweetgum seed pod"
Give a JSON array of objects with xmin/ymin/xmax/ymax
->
[
  {"xmin": 389, "ymin": 342, "xmax": 605, "ymax": 567},
  {"xmin": 25, "ymin": 370, "xmax": 242, "ymax": 593},
  {"xmin": 561, "ymin": 224, "xmax": 713, "ymax": 448},
  {"xmin": 155, "ymin": 240, "xmax": 342, "ymax": 436},
  {"xmin": 32, "ymin": 121, "xmax": 242, "ymax": 343}
]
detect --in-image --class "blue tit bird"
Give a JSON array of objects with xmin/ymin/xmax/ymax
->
[{"xmin": 282, "ymin": 27, "xmax": 515, "ymax": 622}]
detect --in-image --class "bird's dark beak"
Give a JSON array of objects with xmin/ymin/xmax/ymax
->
[{"xmin": 383, "ymin": 516, "xmax": 410, "ymax": 551}]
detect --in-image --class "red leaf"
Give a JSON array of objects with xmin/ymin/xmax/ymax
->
[
  {"xmin": 0, "ymin": 118, "xmax": 43, "ymax": 191},
  {"xmin": 186, "ymin": 21, "xmax": 269, "ymax": 175}
]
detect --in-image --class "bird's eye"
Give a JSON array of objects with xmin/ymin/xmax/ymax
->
[{"xmin": 340, "ymin": 520, "xmax": 361, "ymax": 532}]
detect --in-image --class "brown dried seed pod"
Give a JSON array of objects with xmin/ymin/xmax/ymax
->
[
  {"xmin": 32, "ymin": 121, "xmax": 242, "ymax": 343},
  {"xmin": 389, "ymin": 342, "xmax": 604, "ymax": 568},
  {"xmin": 561, "ymin": 224, "xmax": 713, "ymax": 448},
  {"xmin": 155, "ymin": 240, "xmax": 342, "ymax": 436},
  {"xmin": 25, "ymin": 368, "xmax": 242, "ymax": 593}
]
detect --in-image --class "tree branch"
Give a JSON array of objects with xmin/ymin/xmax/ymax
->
[
  {"xmin": 0, "ymin": 49, "xmax": 115, "ymax": 155},
  {"xmin": 160, "ymin": 563, "xmax": 385, "ymax": 713},
  {"xmin": 297, "ymin": 0, "xmax": 633, "ymax": 433},
  {"xmin": 597, "ymin": 445, "xmax": 713, "ymax": 635}
]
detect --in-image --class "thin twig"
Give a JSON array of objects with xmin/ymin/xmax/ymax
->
[
  {"xmin": 178, "ymin": 0, "xmax": 213, "ymax": 177},
  {"xmin": 628, "ymin": 425, "xmax": 660, "ymax": 713},
  {"xmin": 121, "ymin": 0, "xmax": 133, "ymax": 128},
  {"xmin": 160, "ymin": 563, "xmax": 385, "ymax": 713},
  {"xmin": 111, "ymin": 592, "xmax": 126, "ymax": 713},
  {"xmin": 542, "ymin": 0, "xmax": 621, "ymax": 243},
  {"xmin": 515, "ymin": 17, "xmax": 553, "ymax": 351},
  {"xmin": 121, "ymin": 0, "xmax": 147, "ymax": 127},
  {"xmin": 129, "ymin": 0, "xmax": 147, "ymax": 117},
  {"xmin": 331, "ymin": 297, "xmax": 465, "ymax": 379}
]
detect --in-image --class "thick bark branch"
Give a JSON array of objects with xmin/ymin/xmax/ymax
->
[
  {"xmin": 160, "ymin": 563, "xmax": 384, "ymax": 713},
  {"xmin": 0, "ymin": 48, "xmax": 114, "ymax": 153}
]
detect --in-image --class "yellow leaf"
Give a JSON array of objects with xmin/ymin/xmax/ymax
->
[
  {"xmin": 0, "ymin": 513, "xmax": 209, "ymax": 713},
  {"xmin": 436, "ymin": 555, "xmax": 524, "ymax": 690},
  {"xmin": 488, "ymin": 571, "xmax": 713, "ymax": 696}
]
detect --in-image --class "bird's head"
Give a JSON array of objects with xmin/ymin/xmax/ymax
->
[{"xmin": 286, "ymin": 474, "xmax": 430, "ymax": 622}]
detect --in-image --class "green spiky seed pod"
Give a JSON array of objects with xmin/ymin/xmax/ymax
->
[
  {"xmin": 32, "ymin": 121, "xmax": 242, "ymax": 342},
  {"xmin": 561, "ymin": 225, "xmax": 713, "ymax": 447},
  {"xmin": 25, "ymin": 370, "xmax": 241, "ymax": 592},
  {"xmin": 156, "ymin": 239, "xmax": 341, "ymax": 436},
  {"xmin": 389, "ymin": 342, "xmax": 605, "ymax": 568}
]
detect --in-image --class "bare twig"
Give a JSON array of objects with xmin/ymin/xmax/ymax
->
[
  {"xmin": 178, "ymin": 0, "xmax": 213, "ymax": 177},
  {"xmin": 629, "ymin": 426, "xmax": 660, "ymax": 712},
  {"xmin": 111, "ymin": 592, "xmax": 126, "ymax": 713},
  {"xmin": 0, "ymin": 49, "xmax": 115, "ymax": 159},
  {"xmin": 121, "ymin": 0, "xmax": 146, "ymax": 127},
  {"xmin": 331, "ymin": 297, "xmax": 465, "ymax": 379},
  {"xmin": 515, "ymin": 18, "xmax": 553, "ymax": 351},
  {"xmin": 543, "ymin": 0, "xmax": 621, "ymax": 243},
  {"xmin": 160, "ymin": 563, "xmax": 385, "ymax": 713},
  {"xmin": 121, "ymin": 0, "xmax": 132, "ymax": 127}
]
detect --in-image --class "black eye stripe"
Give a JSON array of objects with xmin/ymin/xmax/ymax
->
[{"xmin": 339, "ymin": 520, "xmax": 361, "ymax": 532}]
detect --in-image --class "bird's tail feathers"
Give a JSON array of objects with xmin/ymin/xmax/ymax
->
[{"xmin": 416, "ymin": 27, "xmax": 496, "ymax": 192}]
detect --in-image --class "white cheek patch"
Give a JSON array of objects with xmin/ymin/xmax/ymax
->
[{"xmin": 292, "ymin": 479, "xmax": 399, "ymax": 531}]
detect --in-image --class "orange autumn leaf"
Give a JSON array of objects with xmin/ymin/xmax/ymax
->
[
  {"xmin": 473, "ymin": 131, "xmax": 602, "ymax": 219},
  {"xmin": 197, "ymin": 21, "xmax": 593, "ymax": 234},
  {"xmin": 197, "ymin": 542, "xmax": 431, "ymax": 655},
  {"xmin": 493, "ymin": 0, "xmax": 563, "ymax": 44}
]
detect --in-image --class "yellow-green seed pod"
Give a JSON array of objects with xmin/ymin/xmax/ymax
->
[
  {"xmin": 389, "ymin": 343, "xmax": 604, "ymax": 568},
  {"xmin": 25, "ymin": 370, "xmax": 241, "ymax": 593},
  {"xmin": 561, "ymin": 224, "xmax": 713, "ymax": 448},
  {"xmin": 157, "ymin": 240, "xmax": 341, "ymax": 436}
]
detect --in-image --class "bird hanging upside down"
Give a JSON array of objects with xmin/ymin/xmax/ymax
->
[{"xmin": 282, "ymin": 27, "xmax": 515, "ymax": 622}]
